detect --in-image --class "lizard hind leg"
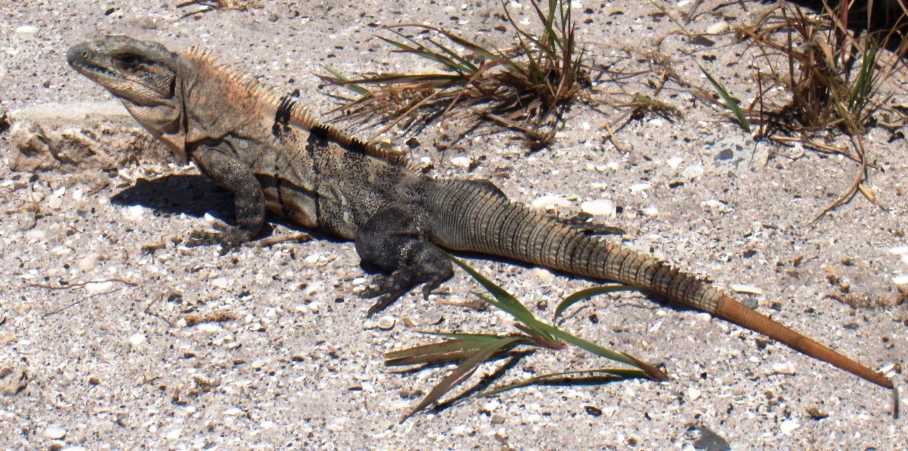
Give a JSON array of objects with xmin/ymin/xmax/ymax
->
[{"xmin": 355, "ymin": 205, "xmax": 453, "ymax": 316}]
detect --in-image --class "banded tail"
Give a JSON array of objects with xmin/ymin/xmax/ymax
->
[{"xmin": 427, "ymin": 180, "xmax": 892, "ymax": 389}]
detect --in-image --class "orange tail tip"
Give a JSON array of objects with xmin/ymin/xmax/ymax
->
[{"xmin": 715, "ymin": 295, "xmax": 893, "ymax": 389}]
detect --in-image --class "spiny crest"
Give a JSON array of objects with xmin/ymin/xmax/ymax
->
[
  {"xmin": 310, "ymin": 123, "xmax": 411, "ymax": 167},
  {"xmin": 182, "ymin": 45, "xmax": 411, "ymax": 168},
  {"xmin": 182, "ymin": 45, "xmax": 291, "ymax": 114}
]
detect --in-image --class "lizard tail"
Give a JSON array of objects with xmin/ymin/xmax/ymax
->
[{"xmin": 427, "ymin": 181, "xmax": 892, "ymax": 389}]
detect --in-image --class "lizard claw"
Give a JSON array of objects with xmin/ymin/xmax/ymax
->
[
  {"xmin": 186, "ymin": 221, "xmax": 250, "ymax": 254},
  {"xmin": 361, "ymin": 274, "xmax": 411, "ymax": 317},
  {"xmin": 361, "ymin": 270, "xmax": 452, "ymax": 317}
]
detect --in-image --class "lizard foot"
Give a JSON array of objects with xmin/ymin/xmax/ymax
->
[
  {"xmin": 362, "ymin": 265, "xmax": 453, "ymax": 317},
  {"xmin": 186, "ymin": 220, "xmax": 252, "ymax": 254}
]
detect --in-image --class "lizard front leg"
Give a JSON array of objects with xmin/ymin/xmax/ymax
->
[
  {"xmin": 186, "ymin": 143, "xmax": 266, "ymax": 253},
  {"xmin": 355, "ymin": 205, "xmax": 453, "ymax": 316}
]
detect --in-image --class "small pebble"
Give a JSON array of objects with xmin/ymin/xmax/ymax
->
[
  {"xmin": 687, "ymin": 387, "xmax": 702, "ymax": 401},
  {"xmin": 682, "ymin": 163, "xmax": 704, "ymax": 179},
  {"xmin": 326, "ymin": 418, "xmax": 346, "ymax": 432},
  {"xmin": 780, "ymin": 419, "xmax": 799, "ymax": 435},
  {"xmin": 16, "ymin": 25, "xmax": 38, "ymax": 34},
  {"xmin": 26, "ymin": 229, "xmax": 46, "ymax": 241},
  {"xmin": 730, "ymin": 284, "xmax": 763, "ymax": 295},
  {"xmin": 423, "ymin": 312, "xmax": 444, "ymax": 325},
  {"xmin": 124, "ymin": 205, "xmax": 145, "ymax": 221},
  {"xmin": 44, "ymin": 426, "xmax": 66, "ymax": 439},
  {"xmin": 377, "ymin": 316, "xmax": 395, "ymax": 330},
  {"xmin": 449, "ymin": 155, "xmax": 472, "ymax": 168},
  {"xmin": 629, "ymin": 183, "xmax": 651, "ymax": 193},
  {"xmin": 482, "ymin": 400, "xmax": 501, "ymax": 412},
  {"xmin": 892, "ymin": 275, "xmax": 908, "ymax": 285},
  {"xmin": 772, "ymin": 362, "xmax": 797, "ymax": 375},
  {"xmin": 707, "ymin": 21, "xmax": 729, "ymax": 34},
  {"xmin": 197, "ymin": 323, "xmax": 223, "ymax": 333},
  {"xmin": 128, "ymin": 333, "xmax": 146, "ymax": 347},
  {"xmin": 210, "ymin": 277, "xmax": 231, "ymax": 289},
  {"xmin": 701, "ymin": 199, "xmax": 726, "ymax": 210},
  {"xmin": 580, "ymin": 199, "xmax": 615, "ymax": 217},
  {"xmin": 85, "ymin": 281, "xmax": 114, "ymax": 295},
  {"xmin": 531, "ymin": 195, "xmax": 571, "ymax": 211},
  {"xmin": 666, "ymin": 156, "xmax": 684, "ymax": 169},
  {"xmin": 77, "ymin": 253, "xmax": 100, "ymax": 272},
  {"xmin": 530, "ymin": 267, "xmax": 554, "ymax": 281},
  {"xmin": 452, "ymin": 425, "xmax": 473, "ymax": 435},
  {"xmin": 223, "ymin": 407, "xmax": 245, "ymax": 416},
  {"xmin": 51, "ymin": 246, "xmax": 72, "ymax": 257}
]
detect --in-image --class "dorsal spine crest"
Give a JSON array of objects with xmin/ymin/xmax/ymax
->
[{"xmin": 181, "ymin": 46, "xmax": 409, "ymax": 167}]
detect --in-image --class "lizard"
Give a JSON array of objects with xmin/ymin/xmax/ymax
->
[{"xmin": 66, "ymin": 36, "xmax": 893, "ymax": 390}]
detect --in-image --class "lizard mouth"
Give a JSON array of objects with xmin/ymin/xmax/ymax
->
[{"xmin": 67, "ymin": 45, "xmax": 119, "ymax": 82}]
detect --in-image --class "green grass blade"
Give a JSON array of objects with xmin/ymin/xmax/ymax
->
[
  {"xmin": 554, "ymin": 284, "xmax": 640, "ymax": 320},
  {"xmin": 537, "ymin": 322, "xmax": 637, "ymax": 367},
  {"xmin": 849, "ymin": 43, "xmax": 879, "ymax": 116},
  {"xmin": 426, "ymin": 38, "xmax": 480, "ymax": 74},
  {"xmin": 378, "ymin": 36, "xmax": 470, "ymax": 75},
  {"xmin": 532, "ymin": 0, "xmax": 563, "ymax": 52},
  {"xmin": 393, "ymin": 23, "xmax": 501, "ymax": 62},
  {"xmin": 698, "ymin": 63, "xmax": 751, "ymax": 133},
  {"xmin": 442, "ymin": 250, "xmax": 660, "ymax": 375},
  {"xmin": 443, "ymin": 251, "xmax": 535, "ymax": 319},
  {"xmin": 320, "ymin": 65, "xmax": 371, "ymax": 96},
  {"xmin": 385, "ymin": 338, "xmax": 487, "ymax": 365},
  {"xmin": 478, "ymin": 368, "xmax": 649, "ymax": 397},
  {"xmin": 527, "ymin": 322, "xmax": 667, "ymax": 380},
  {"xmin": 402, "ymin": 335, "xmax": 524, "ymax": 421},
  {"xmin": 386, "ymin": 333, "xmax": 529, "ymax": 366}
]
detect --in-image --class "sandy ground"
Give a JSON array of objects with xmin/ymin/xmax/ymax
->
[{"xmin": 1, "ymin": 0, "xmax": 907, "ymax": 449}]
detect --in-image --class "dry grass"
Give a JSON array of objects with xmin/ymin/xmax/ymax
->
[
  {"xmin": 711, "ymin": 0, "xmax": 908, "ymax": 221},
  {"xmin": 321, "ymin": 0, "xmax": 587, "ymax": 151}
]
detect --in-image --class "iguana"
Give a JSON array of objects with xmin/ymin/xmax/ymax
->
[{"xmin": 67, "ymin": 36, "xmax": 892, "ymax": 389}]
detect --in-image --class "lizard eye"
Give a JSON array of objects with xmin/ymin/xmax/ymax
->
[{"xmin": 114, "ymin": 53, "xmax": 142, "ymax": 69}]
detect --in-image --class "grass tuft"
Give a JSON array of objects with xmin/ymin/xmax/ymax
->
[
  {"xmin": 387, "ymin": 251, "xmax": 667, "ymax": 421},
  {"xmin": 744, "ymin": 1, "xmax": 905, "ymax": 221},
  {"xmin": 321, "ymin": 0, "xmax": 587, "ymax": 151}
]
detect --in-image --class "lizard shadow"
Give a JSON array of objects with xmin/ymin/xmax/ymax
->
[
  {"xmin": 112, "ymin": 175, "xmax": 706, "ymax": 315},
  {"xmin": 111, "ymin": 174, "xmax": 233, "ymax": 219},
  {"xmin": 109, "ymin": 174, "xmax": 339, "ymax": 242}
]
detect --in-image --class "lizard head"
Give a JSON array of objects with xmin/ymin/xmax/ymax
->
[{"xmin": 67, "ymin": 36, "xmax": 189, "ymax": 164}]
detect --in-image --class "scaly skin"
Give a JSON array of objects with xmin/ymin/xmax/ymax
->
[{"xmin": 67, "ymin": 36, "xmax": 892, "ymax": 389}]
